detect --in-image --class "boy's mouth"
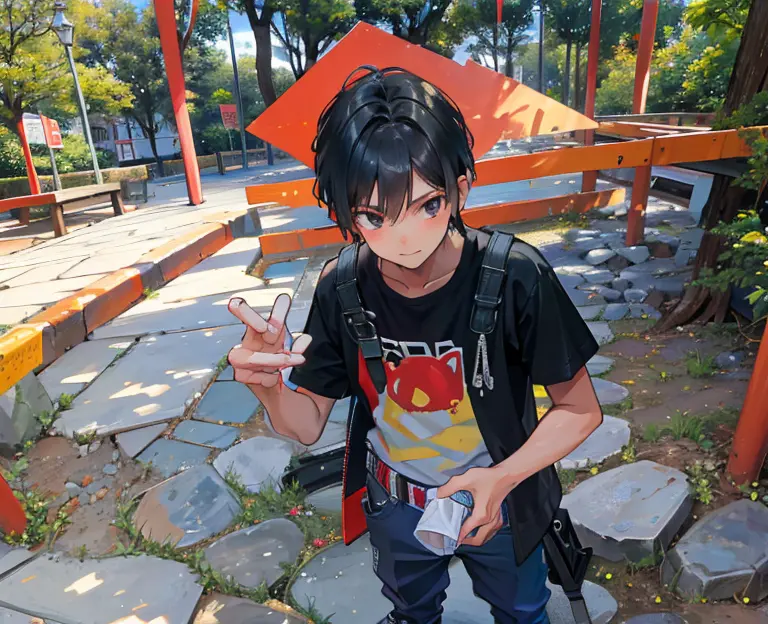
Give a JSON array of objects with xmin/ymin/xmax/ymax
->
[{"xmin": 399, "ymin": 250, "xmax": 421, "ymax": 256}]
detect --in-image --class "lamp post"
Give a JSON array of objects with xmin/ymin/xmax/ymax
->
[{"xmin": 52, "ymin": 1, "xmax": 103, "ymax": 185}]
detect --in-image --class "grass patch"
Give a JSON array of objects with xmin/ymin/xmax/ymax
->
[
  {"xmin": 666, "ymin": 410, "xmax": 704, "ymax": 443},
  {"xmin": 216, "ymin": 354, "xmax": 229, "ymax": 373},
  {"xmin": 626, "ymin": 552, "xmax": 661, "ymax": 575},
  {"xmin": 57, "ymin": 392, "xmax": 75, "ymax": 411},
  {"xmin": 614, "ymin": 396, "xmax": 634, "ymax": 415},
  {"xmin": 142, "ymin": 288, "xmax": 159, "ymax": 300},
  {"xmin": 642, "ymin": 423, "xmax": 662, "ymax": 443},
  {"xmin": 558, "ymin": 468, "xmax": 577, "ymax": 489},
  {"xmin": 685, "ymin": 351, "xmax": 717, "ymax": 379}
]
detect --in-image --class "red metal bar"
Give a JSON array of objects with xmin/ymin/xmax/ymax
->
[
  {"xmin": 0, "ymin": 473, "xmax": 26, "ymax": 537},
  {"xmin": 581, "ymin": 0, "xmax": 602, "ymax": 193},
  {"xmin": 632, "ymin": 0, "xmax": 659, "ymax": 115},
  {"xmin": 15, "ymin": 119, "xmax": 39, "ymax": 225},
  {"xmin": 154, "ymin": 0, "xmax": 203, "ymax": 206},
  {"xmin": 727, "ymin": 321, "xmax": 768, "ymax": 485},
  {"xmin": 626, "ymin": 165, "xmax": 651, "ymax": 246}
]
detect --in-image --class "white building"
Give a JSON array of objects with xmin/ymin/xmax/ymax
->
[{"xmin": 70, "ymin": 115, "xmax": 180, "ymax": 163}]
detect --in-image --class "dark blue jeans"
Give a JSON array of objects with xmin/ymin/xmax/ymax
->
[{"xmin": 363, "ymin": 495, "xmax": 551, "ymax": 624}]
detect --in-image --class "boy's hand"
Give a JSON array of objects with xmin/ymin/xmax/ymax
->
[
  {"xmin": 227, "ymin": 293, "xmax": 311, "ymax": 390},
  {"xmin": 436, "ymin": 466, "xmax": 517, "ymax": 547}
]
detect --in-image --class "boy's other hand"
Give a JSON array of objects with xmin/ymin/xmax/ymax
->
[{"xmin": 227, "ymin": 293, "xmax": 312, "ymax": 389}]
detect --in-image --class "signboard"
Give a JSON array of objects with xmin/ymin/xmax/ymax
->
[
  {"xmin": 41, "ymin": 116, "xmax": 64, "ymax": 150},
  {"xmin": 219, "ymin": 104, "xmax": 239, "ymax": 130},
  {"xmin": 21, "ymin": 113, "xmax": 47, "ymax": 146}
]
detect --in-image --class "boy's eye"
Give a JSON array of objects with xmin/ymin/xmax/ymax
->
[
  {"xmin": 356, "ymin": 212, "xmax": 384, "ymax": 230},
  {"xmin": 422, "ymin": 197, "xmax": 443, "ymax": 218}
]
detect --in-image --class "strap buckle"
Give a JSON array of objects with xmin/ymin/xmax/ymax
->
[{"xmin": 343, "ymin": 309, "xmax": 378, "ymax": 342}]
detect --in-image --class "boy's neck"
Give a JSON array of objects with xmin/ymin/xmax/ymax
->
[{"xmin": 377, "ymin": 229, "xmax": 465, "ymax": 298}]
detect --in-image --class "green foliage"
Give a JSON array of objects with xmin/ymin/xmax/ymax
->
[
  {"xmin": 685, "ymin": 351, "xmax": 717, "ymax": 378},
  {"xmin": 685, "ymin": 460, "xmax": 718, "ymax": 505},
  {"xmin": 355, "ymin": 0, "xmax": 457, "ymax": 53},
  {"xmin": 557, "ymin": 467, "xmax": 577, "ymax": 488},
  {"xmin": 685, "ymin": 0, "xmax": 750, "ymax": 42},
  {"xmin": 620, "ymin": 438, "xmax": 636, "ymax": 463},
  {"xmin": 464, "ymin": 0, "xmax": 535, "ymax": 75},
  {"xmin": 57, "ymin": 393, "xmax": 75, "ymax": 411},
  {"xmin": 667, "ymin": 410, "xmax": 705, "ymax": 442},
  {"xmin": 642, "ymin": 423, "xmax": 662, "ymax": 443}
]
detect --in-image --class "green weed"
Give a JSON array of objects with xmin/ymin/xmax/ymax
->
[
  {"xmin": 558, "ymin": 468, "xmax": 577, "ymax": 489},
  {"xmin": 685, "ymin": 460, "xmax": 717, "ymax": 505},
  {"xmin": 666, "ymin": 410, "xmax": 704, "ymax": 442},
  {"xmin": 216, "ymin": 355, "xmax": 229, "ymax": 373},
  {"xmin": 57, "ymin": 393, "xmax": 75, "ymax": 411},
  {"xmin": 685, "ymin": 351, "xmax": 717, "ymax": 379},
  {"xmin": 621, "ymin": 438, "xmax": 636, "ymax": 463},
  {"xmin": 642, "ymin": 423, "xmax": 662, "ymax": 443},
  {"xmin": 626, "ymin": 552, "xmax": 660, "ymax": 575},
  {"xmin": 142, "ymin": 288, "xmax": 159, "ymax": 300}
]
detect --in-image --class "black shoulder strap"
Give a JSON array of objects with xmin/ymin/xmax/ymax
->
[
  {"xmin": 470, "ymin": 230, "xmax": 515, "ymax": 335},
  {"xmin": 335, "ymin": 243, "xmax": 388, "ymax": 394}
]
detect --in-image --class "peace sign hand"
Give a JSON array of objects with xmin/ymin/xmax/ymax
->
[{"xmin": 227, "ymin": 293, "xmax": 312, "ymax": 391}]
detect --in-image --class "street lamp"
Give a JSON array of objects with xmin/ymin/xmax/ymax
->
[{"xmin": 52, "ymin": 1, "xmax": 103, "ymax": 185}]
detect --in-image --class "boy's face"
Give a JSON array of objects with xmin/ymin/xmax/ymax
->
[{"xmin": 352, "ymin": 173, "xmax": 468, "ymax": 269}]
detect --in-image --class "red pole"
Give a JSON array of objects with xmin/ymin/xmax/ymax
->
[
  {"xmin": 632, "ymin": 0, "xmax": 659, "ymax": 115},
  {"xmin": 727, "ymin": 321, "xmax": 768, "ymax": 485},
  {"xmin": 154, "ymin": 0, "xmax": 204, "ymax": 206},
  {"xmin": 16, "ymin": 119, "xmax": 39, "ymax": 225},
  {"xmin": 581, "ymin": 0, "xmax": 602, "ymax": 193},
  {"xmin": 626, "ymin": 0, "xmax": 659, "ymax": 246}
]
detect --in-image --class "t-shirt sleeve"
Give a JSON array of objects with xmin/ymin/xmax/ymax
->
[
  {"xmin": 508, "ymin": 245, "xmax": 600, "ymax": 387},
  {"xmin": 288, "ymin": 270, "xmax": 351, "ymax": 400}
]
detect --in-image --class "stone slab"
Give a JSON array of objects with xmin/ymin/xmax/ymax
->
[
  {"xmin": 573, "ymin": 239, "xmax": 607, "ymax": 255},
  {"xmin": 587, "ymin": 322, "xmax": 614, "ymax": 346},
  {"xmin": 593, "ymin": 378, "xmax": 630, "ymax": 406},
  {"xmin": 0, "ymin": 547, "xmax": 33, "ymax": 578},
  {"xmin": 0, "ymin": 275, "xmax": 105, "ymax": 307},
  {"xmin": 624, "ymin": 289, "xmax": 648, "ymax": 303},
  {"xmin": 583, "ymin": 269, "xmax": 615, "ymax": 285},
  {"xmin": 615, "ymin": 246, "xmax": 650, "ymax": 265},
  {"xmin": 136, "ymin": 438, "xmax": 211, "ymax": 478},
  {"xmin": 38, "ymin": 338, "xmax": 133, "ymax": 401},
  {"xmin": 585, "ymin": 249, "xmax": 617, "ymax": 266},
  {"xmin": 0, "ymin": 305, "xmax": 45, "ymax": 326},
  {"xmin": 173, "ymin": 420, "xmax": 240, "ymax": 449},
  {"xmin": 56, "ymin": 325, "xmax": 243, "ymax": 437},
  {"xmin": 556, "ymin": 274, "xmax": 586, "ymax": 289},
  {"xmin": 579, "ymin": 305, "xmax": 605, "ymax": 321},
  {"xmin": 134, "ymin": 464, "xmax": 241, "ymax": 548},
  {"xmin": 661, "ymin": 499, "xmax": 768, "ymax": 602},
  {"xmin": 0, "ymin": 554, "xmax": 202, "ymax": 624},
  {"xmin": 263, "ymin": 259, "xmax": 309, "ymax": 283},
  {"xmin": 1, "ymin": 372, "xmax": 52, "ymax": 454},
  {"xmin": 116, "ymin": 423, "xmax": 167, "ymax": 458},
  {"xmin": 291, "ymin": 534, "xmax": 617, "ymax": 624},
  {"xmin": 91, "ymin": 286, "xmax": 294, "ymax": 340},
  {"xmin": 559, "ymin": 416, "xmax": 631, "ymax": 469},
  {"xmin": 192, "ymin": 594, "xmax": 308, "ymax": 623},
  {"xmin": 205, "ymin": 519, "xmax": 305, "ymax": 588},
  {"xmin": 194, "ymin": 381, "xmax": 261, "ymax": 425},
  {"xmin": 214, "ymin": 436, "xmax": 296, "ymax": 493},
  {"xmin": 565, "ymin": 229, "xmax": 602, "ymax": 242},
  {"xmin": 562, "ymin": 461, "xmax": 692, "ymax": 563},
  {"xmin": 629, "ymin": 304, "xmax": 662, "ymax": 320},
  {"xmin": 0, "ymin": 605, "xmax": 63, "ymax": 623},
  {"xmin": 603, "ymin": 304, "xmax": 630, "ymax": 321},
  {"xmin": 587, "ymin": 355, "xmax": 615, "ymax": 377}
]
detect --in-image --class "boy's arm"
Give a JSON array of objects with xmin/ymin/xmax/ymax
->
[{"xmin": 252, "ymin": 383, "xmax": 336, "ymax": 446}]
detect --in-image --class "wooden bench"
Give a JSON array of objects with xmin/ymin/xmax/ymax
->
[
  {"xmin": 651, "ymin": 165, "xmax": 714, "ymax": 223},
  {"xmin": 0, "ymin": 183, "xmax": 125, "ymax": 237}
]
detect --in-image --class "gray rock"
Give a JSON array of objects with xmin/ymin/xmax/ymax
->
[
  {"xmin": 291, "ymin": 534, "xmax": 617, "ymax": 624},
  {"xmin": 662, "ymin": 499, "xmax": 768, "ymax": 602},
  {"xmin": 102, "ymin": 463, "xmax": 117, "ymax": 476},
  {"xmin": 556, "ymin": 274, "xmax": 586, "ymax": 290},
  {"xmin": 0, "ymin": 372, "xmax": 53, "ymax": 454},
  {"xmin": 585, "ymin": 249, "xmax": 617, "ymax": 266},
  {"xmin": 78, "ymin": 493, "xmax": 90, "ymax": 507},
  {"xmin": 115, "ymin": 423, "xmax": 167, "ymax": 458},
  {"xmin": 612, "ymin": 278, "xmax": 629, "ymax": 292},
  {"xmin": 565, "ymin": 229, "xmax": 602, "ymax": 242},
  {"xmin": 579, "ymin": 305, "xmax": 605, "ymax": 321},
  {"xmin": 573, "ymin": 239, "xmax": 608, "ymax": 255},
  {"xmin": 654, "ymin": 275, "xmax": 690, "ymax": 297},
  {"xmin": 613, "ymin": 203, "xmax": 628, "ymax": 217},
  {"xmin": 624, "ymin": 289, "xmax": 648, "ymax": 303},
  {"xmin": 88, "ymin": 440, "xmax": 101, "ymax": 454},
  {"xmin": 598, "ymin": 205, "xmax": 616, "ymax": 217},
  {"xmin": 205, "ymin": 519, "xmax": 304, "ymax": 588},
  {"xmin": 65, "ymin": 482, "xmax": 81, "ymax": 498},
  {"xmin": 679, "ymin": 228, "xmax": 705, "ymax": 250},
  {"xmin": 623, "ymin": 615, "xmax": 687, "ymax": 624},
  {"xmin": 214, "ymin": 436, "xmax": 296, "ymax": 493},
  {"xmin": 592, "ymin": 378, "xmax": 629, "ymax": 406},
  {"xmin": 173, "ymin": 420, "xmax": 239, "ymax": 449},
  {"xmin": 194, "ymin": 381, "xmax": 261, "ymax": 425},
  {"xmin": 111, "ymin": 450, "xmax": 119, "ymax": 462},
  {"xmin": 562, "ymin": 461, "xmax": 691, "ymax": 563},
  {"xmin": 587, "ymin": 355, "xmax": 614, "ymax": 377},
  {"xmin": 134, "ymin": 464, "xmax": 241, "ymax": 548},
  {"xmin": 715, "ymin": 351, "xmax": 744, "ymax": 370},
  {"xmin": 624, "ymin": 275, "xmax": 658, "ymax": 293},
  {"xmin": 615, "ymin": 246, "xmax": 650, "ymax": 265},
  {"xmin": 85, "ymin": 478, "xmax": 111, "ymax": 495},
  {"xmin": 78, "ymin": 444, "xmax": 89, "ymax": 458},
  {"xmin": 621, "ymin": 258, "xmax": 679, "ymax": 278},
  {"xmin": 559, "ymin": 416, "xmax": 631, "ymax": 470},
  {"xmin": 554, "ymin": 263, "xmax": 594, "ymax": 277},
  {"xmin": 587, "ymin": 322, "xmax": 614, "ymax": 346},
  {"xmin": 583, "ymin": 270, "xmax": 615, "ymax": 285},
  {"xmin": 568, "ymin": 289, "xmax": 604, "ymax": 307},
  {"xmin": 674, "ymin": 248, "xmax": 695, "ymax": 268},
  {"xmin": 136, "ymin": 438, "xmax": 211, "ymax": 478},
  {"xmin": 629, "ymin": 304, "xmax": 662, "ymax": 320},
  {"xmin": 646, "ymin": 234, "xmax": 681, "ymax": 250},
  {"xmin": 0, "ymin": 554, "xmax": 202, "ymax": 624},
  {"xmin": 605, "ymin": 255, "xmax": 631, "ymax": 273},
  {"xmin": 603, "ymin": 304, "xmax": 630, "ymax": 321},
  {"xmin": 306, "ymin": 485, "xmax": 343, "ymax": 514},
  {"xmin": 579, "ymin": 285, "xmax": 622, "ymax": 303},
  {"xmin": 192, "ymin": 593, "xmax": 309, "ymax": 623},
  {"xmin": 599, "ymin": 232, "xmax": 625, "ymax": 244}
]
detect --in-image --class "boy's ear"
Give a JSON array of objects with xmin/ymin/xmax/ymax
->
[{"xmin": 457, "ymin": 176, "xmax": 471, "ymax": 213}]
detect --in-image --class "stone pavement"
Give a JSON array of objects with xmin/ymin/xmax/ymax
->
[{"xmin": 1, "ymin": 181, "xmax": 765, "ymax": 622}]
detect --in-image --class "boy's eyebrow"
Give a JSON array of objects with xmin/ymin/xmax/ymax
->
[{"xmin": 361, "ymin": 189, "xmax": 443, "ymax": 212}]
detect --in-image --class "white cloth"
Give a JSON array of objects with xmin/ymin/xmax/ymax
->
[{"xmin": 414, "ymin": 495, "xmax": 471, "ymax": 556}]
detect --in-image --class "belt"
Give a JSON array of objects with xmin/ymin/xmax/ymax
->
[{"xmin": 366, "ymin": 448, "xmax": 431, "ymax": 510}]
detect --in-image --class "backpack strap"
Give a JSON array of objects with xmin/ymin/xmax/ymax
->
[
  {"xmin": 470, "ymin": 231, "xmax": 515, "ymax": 335},
  {"xmin": 335, "ymin": 243, "xmax": 388, "ymax": 394}
]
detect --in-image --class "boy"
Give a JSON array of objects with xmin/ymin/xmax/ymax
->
[{"xmin": 228, "ymin": 67, "xmax": 603, "ymax": 624}]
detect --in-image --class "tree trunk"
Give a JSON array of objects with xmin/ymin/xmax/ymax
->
[
  {"xmin": 492, "ymin": 22, "xmax": 499, "ymax": 73},
  {"xmin": 245, "ymin": 5, "xmax": 278, "ymax": 108},
  {"xmin": 574, "ymin": 43, "xmax": 582, "ymax": 111},
  {"xmin": 656, "ymin": 0, "xmax": 768, "ymax": 331},
  {"xmin": 505, "ymin": 28, "xmax": 514, "ymax": 78},
  {"xmin": 563, "ymin": 36, "xmax": 572, "ymax": 106}
]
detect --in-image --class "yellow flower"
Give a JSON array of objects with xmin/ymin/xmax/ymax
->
[
  {"xmin": 744, "ymin": 597, "xmax": 750, "ymax": 604},
  {"xmin": 751, "ymin": 491, "xmax": 759, "ymax": 501},
  {"xmin": 752, "ymin": 482, "xmax": 759, "ymax": 487},
  {"xmin": 741, "ymin": 231, "xmax": 768, "ymax": 244},
  {"xmin": 738, "ymin": 213, "xmax": 748, "ymax": 219},
  {"xmin": 701, "ymin": 597, "xmax": 708, "ymax": 603},
  {"xmin": 764, "ymin": 260, "xmax": 768, "ymax": 267},
  {"xmin": 654, "ymin": 596, "xmax": 662, "ymax": 604},
  {"xmin": 621, "ymin": 380, "xmax": 635, "ymax": 385},
  {"xmin": 605, "ymin": 573, "xmax": 613, "ymax": 580},
  {"xmin": 626, "ymin": 582, "xmax": 633, "ymax": 588},
  {"xmin": 590, "ymin": 466, "xmax": 599, "ymax": 475}
]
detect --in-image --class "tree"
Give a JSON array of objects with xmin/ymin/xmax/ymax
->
[
  {"xmin": 231, "ymin": 1, "xmax": 280, "ymax": 107},
  {"xmin": 466, "ymin": 0, "xmax": 535, "ymax": 77},
  {"xmin": 0, "ymin": 0, "xmax": 130, "ymax": 135},
  {"xmin": 657, "ymin": 0, "xmax": 768, "ymax": 330},
  {"xmin": 544, "ymin": 0, "xmax": 590, "ymax": 107},
  {"xmin": 355, "ymin": 0, "xmax": 459, "ymax": 52},
  {"xmin": 270, "ymin": 0, "xmax": 356, "ymax": 78}
]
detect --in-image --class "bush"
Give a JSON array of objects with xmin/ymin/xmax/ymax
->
[{"xmin": 0, "ymin": 165, "xmax": 149, "ymax": 199}]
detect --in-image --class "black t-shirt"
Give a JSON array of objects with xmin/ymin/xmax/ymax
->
[{"xmin": 289, "ymin": 228, "xmax": 599, "ymax": 484}]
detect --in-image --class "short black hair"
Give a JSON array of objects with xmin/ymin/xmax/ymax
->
[{"xmin": 312, "ymin": 66, "xmax": 476, "ymax": 240}]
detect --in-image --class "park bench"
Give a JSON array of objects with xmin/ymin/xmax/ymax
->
[
  {"xmin": 651, "ymin": 165, "xmax": 714, "ymax": 223},
  {"xmin": 0, "ymin": 183, "xmax": 125, "ymax": 238}
]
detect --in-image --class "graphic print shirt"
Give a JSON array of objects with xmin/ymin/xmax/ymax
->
[{"xmin": 289, "ymin": 229, "xmax": 600, "ymax": 488}]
